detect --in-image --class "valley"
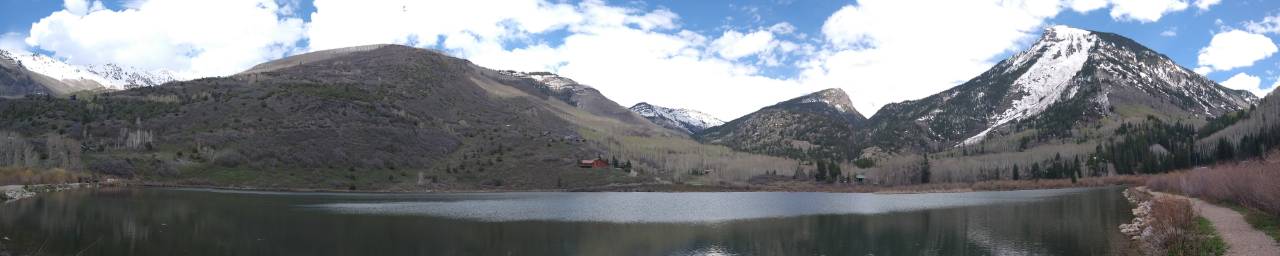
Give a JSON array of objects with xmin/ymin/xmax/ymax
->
[{"xmin": 1, "ymin": 26, "xmax": 1277, "ymax": 194}]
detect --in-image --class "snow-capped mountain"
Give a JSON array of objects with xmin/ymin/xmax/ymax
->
[
  {"xmin": 861, "ymin": 25, "xmax": 1256, "ymax": 151},
  {"xmin": 0, "ymin": 49, "xmax": 178, "ymax": 94},
  {"xmin": 695, "ymin": 88, "xmax": 867, "ymax": 160},
  {"xmin": 629, "ymin": 102, "xmax": 725, "ymax": 134}
]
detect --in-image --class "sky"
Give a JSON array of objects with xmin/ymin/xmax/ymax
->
[{"xmin": 2, "ymin": 0, "xmax": 1279, "ymax": 120}]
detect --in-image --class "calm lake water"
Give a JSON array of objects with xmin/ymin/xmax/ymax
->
[{"xmin": 0, "ymin": 187, "xmax": 1133, "ymax": 255}]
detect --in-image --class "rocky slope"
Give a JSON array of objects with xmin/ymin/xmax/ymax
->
[
  {"xmin": 861, "ymin": 25, "xmax": 1255, "ymax": 152},
  {"xmin": 696, "ymin": 88, "xmax": 867, "ymax": 160},
  {"xmin": 629, "ymin": 102, "xmax": 725, "ymax": 134}
]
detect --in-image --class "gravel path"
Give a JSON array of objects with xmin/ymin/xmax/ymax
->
[{"xmin": 1152, "ymin": 191, "xmax": 1280, "ymax": 256}]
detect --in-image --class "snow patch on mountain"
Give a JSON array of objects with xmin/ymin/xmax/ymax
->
[
  {"xmin": 0, "ymin": 48, "xmax": 179, "ymax": 90},
  {"xmin": 499, "ymin": 70, "xmax": 583, "ymax": 92},
  {"xmin": 630, "ymin": 102, "xmax": 725, "ymax": 133},
  {"xmin": 962, "ymin": 26, "xmax": 1097, "ymax": 145},
  {"xmin": 796, "ymin": 88, "xmax": 858, "ymax": 114}
]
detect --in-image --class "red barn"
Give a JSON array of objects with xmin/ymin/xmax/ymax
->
[{"xmin": 579, "ymin": 159, "xmax": 609, "ymax": 168}]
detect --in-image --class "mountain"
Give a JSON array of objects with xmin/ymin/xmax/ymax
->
[
  {"xmin": 695, "ymin": 88, "xmax": 867, "ymax": 160},
  {"xmin": 861, "ymin": 25, "xmax": 1256, "ymax": 152},
  {"xmin": 0, "ymin": 44, "xmax": 796, "ymax": 190},
  {"xmin": 0, "ymin": 49, "xmax": 178, "ymax": 97},
  {"xmin": 629, "ymin": 102, "xmax": 725, "ymax": 134}
]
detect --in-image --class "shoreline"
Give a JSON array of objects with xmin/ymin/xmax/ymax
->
[
  {"xmin": 1, "ymin": 181, "xmax": 118, "ymax": 202},
  {"xmin": 130, "ymin": 176, "xmax": 1144, "ymax": 194}
]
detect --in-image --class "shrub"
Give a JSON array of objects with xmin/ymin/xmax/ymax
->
[{"xmin": 1147, "ymin": 158, "xmax": 1280, "ymax": 217}]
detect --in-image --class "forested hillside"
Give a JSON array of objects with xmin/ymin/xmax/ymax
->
[{"xmin": 0, "ymin": 45, "xmax": 798, "ymax": 190}]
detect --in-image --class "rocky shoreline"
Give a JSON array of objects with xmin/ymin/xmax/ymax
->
[{"xmin": 0, "ymin": 182, "xmax": 113, "ymax": 202}]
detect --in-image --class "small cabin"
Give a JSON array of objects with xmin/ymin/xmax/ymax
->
[{"xmin": 579, "ymin": 159, "xmax": 609, "ymax": 168}]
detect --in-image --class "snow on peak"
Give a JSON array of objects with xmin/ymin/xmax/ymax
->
[
  {"xmin": 1044, "ymin": 25, "xmax": 1092, "ymax": 39},
  {"xmin": 630, "ymin": 102, "xmax": 726, "ymax": 132},
  {"xmin": 0, "ymin": 48, "xmax": 179, "ymax": 90},
  {"xmin": 963, "ymin": 26, "xmax": 1098, "ymax": 145},
  {"xmin": 498, "ymin": 70, "xmax": 582, "ymax": 91},
  {"xmin": 797, "ymin": 88, "xmax": 858, "ymax": 114}
]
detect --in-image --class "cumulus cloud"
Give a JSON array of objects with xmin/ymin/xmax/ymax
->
[
  {"xmin": 304, "ymin": 0, "xmax": 813, "ymax": 119},
  {"xmin": 305, "ymin": 0, "xmax": 586, "ymax": 52},
  {"xmin": 1067, "ymin": 0, "xmax": 1109, "ymax": 13},
  {"xmin": 805, "ymin": 0, "xmax": 1061, "ymax": 114},
  {"xmin": 10, "ymin": 0, "xmax": 1214, "ymax": 118},
  {"xmin": 25, "ymin": 0, "xmax": 306, "ymax": 78},
  {"xmin": 1160, "ymin": 27, "xmax": 1177, "ymax": 37},
  {"xmin": 1220, "ymin": 72, "xmax": 1272, "ymax": 97},
  {"xmin": 1193, "ymin": 0, "xmax": 1220, "ymax": 11},
  {"xmin": 1194, "ymin": 66, "xmax": 1212, "ymax": 75},
  {"xmin": 710, "ymin": 29, "xmax": 777, "ymax": 60},
  {"xmin": 0, "ymin": 33, "xmax": 28, "ymax": 51},
  {"xmin": 1067, "ymin": 0, "xmax": 1191, "ymax": 22},
  {"xmin": 1196, "ymin": 30, "xmax": 1278, "ymax": 73},
  {"xmin": 1108, "ymin": 0, "xmax": 1188, "ymax": 22},
  {"xmin": 62, "ymin": 0, "xmax": 105, "ymax": 16}
]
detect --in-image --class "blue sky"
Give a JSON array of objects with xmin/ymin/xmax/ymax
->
[{"xmin": 2, "ymin": 0, "xmax": 1279, "ymax": 119}]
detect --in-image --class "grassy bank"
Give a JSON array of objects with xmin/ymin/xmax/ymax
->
[
  {"xmin": 1227, "ymin": 204, "xmax": 1280, "ymax": 243},
  {"xmin": 1145, "ymin": 153, "xmax": 1280, "ymax": 242}
]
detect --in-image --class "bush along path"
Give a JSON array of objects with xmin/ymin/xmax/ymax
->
[{"xmin": 1149, "ymin": 189, "xmax": 1280, "ymax": 256}]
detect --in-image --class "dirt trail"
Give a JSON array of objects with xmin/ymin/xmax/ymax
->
[{"xmin": 1150, "ymin": 190, "xmax": 1280, "ymax": 256}]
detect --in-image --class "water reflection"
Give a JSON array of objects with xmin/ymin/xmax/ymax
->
[{"xmin": 0, "ymin": 187, "xmax": 1132, "ymax": 255}]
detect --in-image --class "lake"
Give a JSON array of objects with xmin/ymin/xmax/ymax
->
[{"xmin": 0, "ymin": 187, "xmax": 1133, "ymax": 255}]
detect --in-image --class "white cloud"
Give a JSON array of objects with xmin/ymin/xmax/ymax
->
[
  {"xmin": 1196, "ymin": 30, "xmax": 1278, "ymax": 73},
  {"xmin": 306, "ymin": 0, "xmax": 585, "ymax": 52},
  {"xmin": 10, "ymin": 0, "xmax": 1213, "ymax": 119},
  {"xmin": 25, "ymin": 0, "xmax": 306, "ymax": 78},
  {"xmin": 1220, "ymin": 72, "xmax": 1272, "ymax": 97},
  {"xmin": 1108, "ymin": 0, "xmax": 1188, "ymax": 22},
  {"xmin": 304, "ymin": 0, "xmax": 812, "ymax": 119},
  {"xmin": 62, "ymin": 0, "xmax": 105, "ymax": 16},
  {"xmin": 1068, "ymin": 0, "xmax": 1109, "ymax": 13},
  {"xmin": 1194, "ymin": 66, "xmax": 1212, "ymax": 75},
  {"xmin": 1271, "ymin": 78, "xmax": 1280, "ymax": 97},
  {"xmin": 806, "ymin": 0, "xmax": 1061, "ymax": 114},
  {"xmin": 1193, "ymin": 0, "xmax": 1221, "ymax": 11},
  {"xmin": 0, "ymin": 33, "xmax": 28, "ymax": 51},
  {"xmin": 1160, "ymin": 27, "xmax": 1177, "ymax": 37},
  {"xmin": 1246, "ymin": 14, "xmax": 1280, "ymax": 34},
  {"xmin": 710, "ymin": 29, "xmax": 777, "ymax": 60}
]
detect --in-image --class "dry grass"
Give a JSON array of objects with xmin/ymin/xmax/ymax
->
[
  {"xmin": 1122, "ymin": 188, "xmax": 1227, "ymax": 256},
  {"xmin": 1146, "ymin": 152, "xmax": 1280, "ymax": 217},
  {"xmin": 0, "ymin": 168, "xmax": 86, "ymax": 185}
]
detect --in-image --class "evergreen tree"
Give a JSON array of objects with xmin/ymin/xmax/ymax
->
[
  {"xmin": 815, "ymin": 160, "xmax": 829, "ymax": 182},
  {"xmin": 829, "ymin": 162, "xmax": 842, "ymax": 184},
  {"xmin": 1215, "ymin": 138, "xmax": 1235, "ymax": 161},
  {"xmin": 1012, "ymin": 164, "xmax": 1020, "ymax": 181},
  {"xmin": 920, "ymin": 154, "xmax": 931, "ymax": 184},
  {"xmin": 1030, "ymin": 162, "xmax": 1041, "ymax": 180}
]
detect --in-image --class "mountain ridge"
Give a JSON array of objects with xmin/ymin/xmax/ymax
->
[
  {"xmin": 695, "ymin": 88, "xmax": 867, "ymax": 160},
  {"xmin": 859, "ymin": 25, "xmax": 1255, "ymax": 152},
  {"xmin": 628, "ymin": 102, "xmax": 725, "ymax": 134},
  {"xmin": 0, "ymin": 49, "xmax": 179, "ymax": 96}
]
